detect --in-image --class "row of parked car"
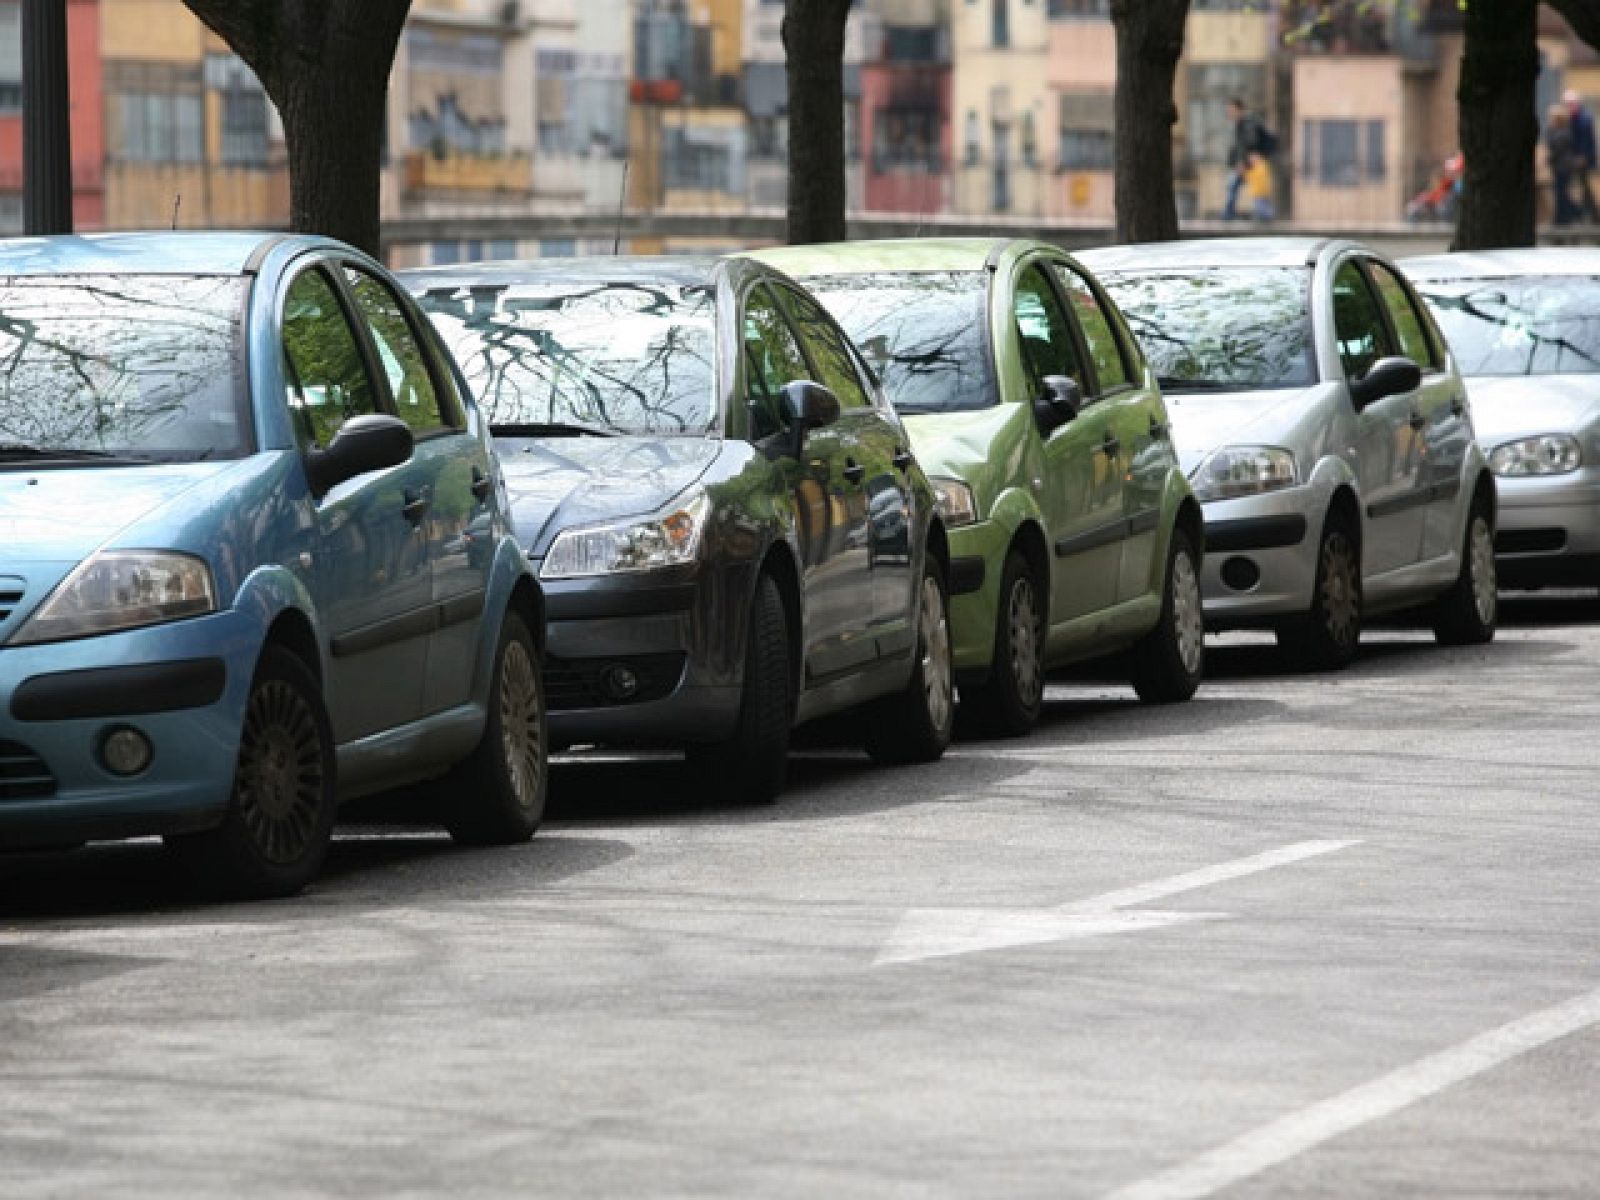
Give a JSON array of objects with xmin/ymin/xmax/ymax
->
[{"xmin": 0, "ymin": 230, "xmax": 1593, "ymax": 899}]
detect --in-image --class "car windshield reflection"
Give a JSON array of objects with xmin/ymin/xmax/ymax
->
[{"xmin": 1417, "ymin": 276, "xmax": 1600, "ymax": 377}]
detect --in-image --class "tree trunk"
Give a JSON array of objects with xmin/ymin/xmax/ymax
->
[
  {"xmin": 1109, "ymin": 0, "xmax": 1188, "ymax": 244},
  {"xmin": 1452, "ymin": 0, "xmax": 1539, "ymax": 251},
  {"xmin": 182, "ymin": 0, "xmax": 410, "ymax": 258},
  {"xmin": 783, "ymin": 0, "xmax": 851, "ymax": 245}
]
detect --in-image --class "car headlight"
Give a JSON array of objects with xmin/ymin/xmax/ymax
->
[
  {"xmin": 1488, "ymin": 434, "xmax": 1582, "ymax": 477},
  {"xmin": 930, "ymin": 476, "xmax": 978, "ymax": 527},
  {"xmin": 1192, "ymin": 446, "xmax": 1298, "ymax": 502},
  {"xmin": 541, "ymin": 492, "xmax": 711, "ymax": 580},
  {"xmin": 9, "ymin": 550, "xmax": 216, "ymax": 645}
]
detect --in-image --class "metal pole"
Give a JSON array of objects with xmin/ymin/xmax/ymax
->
[{"xmin": 22, "ymin": 0, "xmax": 74, "ymax": 235}]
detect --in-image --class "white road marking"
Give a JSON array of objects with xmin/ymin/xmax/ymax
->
[
  {"xmin": 1104, "ymin": 985, "xmax": 1600, "ymax": 1200},
  {"xmin": 875, "ymin": 840, "xmax": 1358, "ymax": 966}
]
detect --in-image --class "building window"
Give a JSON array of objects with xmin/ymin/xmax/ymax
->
[
  {"xmin": 1021, "ymin": 112, "xmax": 1037, "ymax": 167},
  {"xmin": 1059, "ymin": 128, "xmax": 1114, "ymax": 170},
  {"xmin": 1303, "ymin": 117, "xmax": 1387, "ymax": 187},
  {"xmin": 408, "ymin": 29, "xmax": 503, "ymax": 75},
  {"xmin": 412, "ymin": 94, "xmax": 507, "ymax": 157},
  {"xmin": 663, "ymin": 125, "xmax": 747, "ymax": 195},
  {"xmin": 993, "ymin": 0, "xmax": 1010, "ymax": 47},
  {"xmin": 116, "ymin": 92, "xmax": 205, "ymax": 164},
  {"xmin": 0, "ymin": 2, "xmax": 20, "ymax": 114},
  {"xmin": 1185, "ymin": 63, "xmax": 1267, "ymax": 167},
  {"xmin": 964, "ymin": 110, "xmax": 981, "ymax": 165},
  {"xmin": 873, "ymin": 108, "xmax": 942, "ymax": 172},
  {"xmin": 221, "ymin": 88, "xmax": 269, "ymax": 166},
  {"xmin": 1047, "ymin": 0, "xmax": 1108, "ymax": 15},
  {"xmin": 1058, "ymin": 91, "xmax": 1114, "ymax": 170}
]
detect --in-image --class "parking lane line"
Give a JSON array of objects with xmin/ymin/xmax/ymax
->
[
  {"xmin": 1104, "ymin": 985, "xmax": 1600, "ymax": 1200},
  {"xmin": 1070, "ymin": 840, "xmax": 1359, "ymax": 913}
]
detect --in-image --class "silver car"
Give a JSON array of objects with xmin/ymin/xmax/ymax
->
[
  {"xmin": 1405, "ymin": 248, "xmax": 1600, "ymax": 595},
  {"xmin": 1082, "ymin": 238, "xmax": 1497, "ymax": 668}
]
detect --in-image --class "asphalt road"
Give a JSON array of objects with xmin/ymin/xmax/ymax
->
[{"xmin": 3, "ymin": 593, "xmax": 1599, "ymax": 1198}]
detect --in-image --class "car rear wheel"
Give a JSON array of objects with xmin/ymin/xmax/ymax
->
[
  {"xmin": 166, "ymin": 646, "xmax": 335, "ymax": 900},
  {"xmin": 1128, "ymin": 526, "xmax": 1205, "ymax": 704},
  {"xmin": 444, "ymin": 611, "xmax": 548, "ymax": 845},
  {"xmin": 865, "ymin": 556, "xmax": 955, "ymax": 765},
  {"xmin": 961, "ymin": 548, "xmax": 1046, "ymax": 737},
  {"xmin": 687, "ymin": 573, "xmax": 792, "ymax": 804},
  {"xmin": 1276, "ymin": 513, "xmax": 1362, "ymax": 671},
  {"xmin": 1432, "ymin": 496, "xmax": 1498, "ymax": 646}
]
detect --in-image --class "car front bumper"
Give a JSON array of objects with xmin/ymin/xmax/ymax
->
[
  {"xmin": 941, "ymin": 520, "xmax": 1007, "ymax": 678},
  {"xmin": 1197, "ymin": 486, "xmax": 1324, "ymax": 628},
  {"xmin": 1491, "ymin": 471, "xmax": 1600, "ymax": 588},
  {"xmin": 0, "ymin": 610, "xmax": 255, "ymax": 849}
]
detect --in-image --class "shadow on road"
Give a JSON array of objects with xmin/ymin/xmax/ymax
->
[{"xmin": 1498, "ymin": 590, "xmax": 1599, "ymax": 627}]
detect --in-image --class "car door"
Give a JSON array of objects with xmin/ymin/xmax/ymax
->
[
  {"xmin": 742, "ymin": 282, "xmax": 876, "ymax": 682},
  {"xmin": 280, "ymin": 263, "xmax": 430, "ymax": 742},
  {"xmin": 777, "ymin": 281, "xmax": 916, "ymax": 659},
  {"xmin": 1010, "ymin": 260, "xmax": 1122, "ymax": 622},
  {"xmin": 1051, "ymin": 258, "xmax": 1172, "ymax": 605},
  {"xmin": 1366, "ymin": 258, "xmax": 1472, "ymax": 564},
  {"xmin": 342, "ymin": 264, "xmax": 488, "ymax": 716},
  {"xmin": 1329, "ymin": 257, "xmax": 1426, "ymax": 576}
]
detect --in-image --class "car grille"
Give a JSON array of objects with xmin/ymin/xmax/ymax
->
[
  {"xmin": 0, "ymin": 740, "xmax": 57, "ymax": 802},
  {"xmin": 0, "ymin": 577, "xmax": 23, "ymax": 626},
  {"xmin": 543, "ymin": 653, "xmax": 686, "ymax": 711},
  {"xmin": 1496, "ymin": 528, "xmax": 1566, "ymax": 555}
]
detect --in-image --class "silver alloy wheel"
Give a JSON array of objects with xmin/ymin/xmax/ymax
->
[
  {"xmin": 237, "ymin": 679, "xmax": 325, "ymax": 865},
  {"xmin": 921, "ymin": 576, "xmax": 953, "ymax": 733},
  {"xmin": 1171, "ymin": 547, "xmax": 1205, "ymax": 677},
  {"xmin": 498, "ymin": 638, "xmax": 545, "ymax": 813},
  {"xmin": 1007, "ymin": 575, "xmax": 1044, "ymax": 707},
  {"xmin": 1469, "ymin": 515, "xmax": 1497, "ymax": 627},
  {"xmin": 1321, "ymin": 531, "xmax": 1360, "ymax": 648}
]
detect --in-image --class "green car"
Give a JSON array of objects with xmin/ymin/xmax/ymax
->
[{"xmin": 756, "ymin": 239, "xmax": 1204, "ymax": 735}]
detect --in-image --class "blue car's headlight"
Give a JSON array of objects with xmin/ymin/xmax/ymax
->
[
  {"xmin": 541, "ymin": 492, "xmax": 710, "ymax": 580},
  {"xmin": 8, "ymin": 550, "xmax": 217, "ymax": 645}
]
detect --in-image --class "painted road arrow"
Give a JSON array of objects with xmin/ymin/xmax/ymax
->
[{"xmin": 876, "ymin": 839, "xmax": 1360, "ymax": 966}]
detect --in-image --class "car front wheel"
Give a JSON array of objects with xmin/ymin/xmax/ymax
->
[
  {"xmin": 1129, "ymin": 526, "xmax": 1205, "ymax": 704},
  {"xmin": 1432, "ymin": 496, "xmax": 1498, "ymax": 646},
  {"xmin": 865, "ymin": 555, "xmax": 955, "ymax": 764},
  {"xmin": 961, "ymin": 548, "xmax": 1046, "ymax": 737},
  {"xmin": 1277, "ymin": 513, "xmax": 1362, "ymax": 671}
]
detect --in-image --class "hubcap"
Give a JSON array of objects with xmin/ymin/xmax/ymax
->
[
  {"xmin": 1321, "ymin": 532, "xmax": 1361, "ymax": 649},
  {"xmin": 1007, "ymin": 575, "xmax": 1044, "ymax": 707},
  {"xmin": 237, "ymin": 679, "xmax": 325, "ymax": 865},
  {"xmin": 1171, "ymin": 548, "xmax": 1205, "ymax": 676},
  {"xmin": 498, "ymin": 639, "xmax": 545, "ymax": 812},
  {"xmin": 1469, "ymin": 516, "xmax": 1498, "ymax": 626},
  {"xmin": 920, "ymin": 576, "xmax": 953, "ymax": 733}
]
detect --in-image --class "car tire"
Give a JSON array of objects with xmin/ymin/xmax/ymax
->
[
  {"xmin": 1129, "ymin": 526, "xmax": 1205, "ymax": 704},
  {"xmin": 1431, "ymin": 495, "xmax": 1498, "ymax": 646},
  {"xmin": 444, "ymin": 611, "xmax": 548, "ymax": 845},
  {"xmin": 687, "ymin": 573, "xmax": 792, "ymax": 805},
  {"xmin": 166, "ymin": 645, "xmax": 336, "ymax": 900},
  {"xmin": 961, "ymin": 548, "xmax": 1046, "ymax": 737},
  {"xmin": 1276, "ymin": 512, "xmax": 1362, "ymax": 671},
  {"xmin": 865, "ymin": 554, "xmax": 955, "ymax": 765}
]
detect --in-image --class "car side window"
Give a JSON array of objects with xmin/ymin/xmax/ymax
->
[
  {"xmin": 344, "ymin": 267, "xmax": 451, "ymax": 436},
  {"xmin": 776, "ymin": 284, "xmax": 872, "ymax": 410},
  {"xmin": 281, "ymin": 267, "xmax": 378, "ymax": 451},
  {"xmin": 1013, "ymin": 264, "xmax": 1084, "ymax": 397},
  {"xmin": 1331, "ymin": 260, "xmax": 1393, "ymax": 381},
  {"xmin": 743, "ymin": 284, "xmax": 811, "ymax": 438},
  {"xmin": 1367, "ymin": 261, "xmax": 1439, "ymax": 371},
  {"xmin": 1052, "ymin": 263, "xmax": 1132, "ymax": 392}
]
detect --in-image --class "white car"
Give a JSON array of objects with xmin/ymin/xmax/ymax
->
[
  {"xmin": 1082, "ymin": 238, "xmax": 1497, "ymax": 668},
  {"xmin": 1406, "ymin": 248, "xmax": 1600, "ymax": 595}
]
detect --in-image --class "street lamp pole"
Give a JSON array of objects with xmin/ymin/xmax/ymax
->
[{"xmin": 22, "ymin": 0, "xmax": 74, "ymax": 235}]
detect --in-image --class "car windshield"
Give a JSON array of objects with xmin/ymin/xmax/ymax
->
[
  {"xmin": 1415, "ymin": 275, "xmax": 1600, "ymax": 376},
  {"xmin": 0, "ymin": 273, "xmax": 247, "ymax": 463},
  {"xmin": 1099, "ymin": 267, "xmax": 1317, "ymax": 392},
  {"xmin": 800, "ymin": 271, "xmax": 995, "ymax": 413},
  {"xmin": 417, "ymin": 279, "xmax": 718, "ymax": 435}
]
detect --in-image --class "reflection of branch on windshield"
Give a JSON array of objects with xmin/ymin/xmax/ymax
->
[{"xmin": 1430, "ymin": 288, "xmax": 1600, "ymax": 375}]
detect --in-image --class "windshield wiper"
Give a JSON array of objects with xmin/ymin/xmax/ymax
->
[
  {"xmin": 0, "ymin": 443, "xmax": 152, "ymax": 464},
  {"xmin": 491, "ymin": 421, "xmax": 620, "ymax": 439},
  {"xmin": 1155, "ymin": 376, "xmax": 1239, "ymax": 393}
]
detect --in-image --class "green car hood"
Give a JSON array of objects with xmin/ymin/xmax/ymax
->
[{"xmin": 903, "ymin": 403, "xmax": 1031, "ymax": 516}]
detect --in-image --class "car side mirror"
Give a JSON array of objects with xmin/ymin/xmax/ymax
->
[
  {"xmin": 306, "ymin": 413, "xmax": 414, "ymax": 493},
  {"xmin": 780, "ymin": 380, "xmax": 841, "ymax": 457},
  {"xmin": 1033, "ymin": 374, "xmax": 1082, "ymax": 437},
  {"xmin": 1350, "ymin": 356, "xmax": 1422, "ymax": 410}
]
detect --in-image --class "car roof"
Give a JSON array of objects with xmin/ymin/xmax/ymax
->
[
  {"xmin": 0, "ymin": 231, "xmax": 317, "ymax": 277},
  {"xmin": 402, "ymin": 256, "xmax": 723, "ymax": 291},
  {"xmin": 1403, "ymin": 247, "xmax": 1600, "ymax": 280},
  {"xmin": 753, "ymin": 238, "xmax": 1038, "ymax": 277},
  {"xmin": 1079, "ymin": 237, "xmax": 1340, "ymax": 273}
]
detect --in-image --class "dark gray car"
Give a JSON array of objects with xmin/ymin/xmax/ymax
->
[{"xmin": 406, "ymin": 257, "xmax": 953, "ymax": 802}]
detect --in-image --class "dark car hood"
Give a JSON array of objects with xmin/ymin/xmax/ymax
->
[{"xmin": 496, "ymin": 435, "xmax": 723, "ymax": 554}]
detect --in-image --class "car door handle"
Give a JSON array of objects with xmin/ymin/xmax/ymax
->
[
  {"xmin": 892, "ymin": 446, "xmax": 914, "ymax": 471},
  {"xmin": 1408, "ymin": 411, "xmax": 1427, "ymax": 430},
  {"xmin": 470, "ymin": 466, "xmax": 493, "ymax": 502},
  {"xmin": 402, "ymin": 487, "xmax": 431, "ymax": 524},
  {"xmin": 1100, "ymin": 434, "xmax": 1122, "ymax": 458},
  {"xmin": 842, "ymin": 458, "xmax": 866, "ymax": 484},
  {"xmin": 1450, "ymin": 397, "xmax": 1467, "ymax": 418},
  {"xmin": 1148, "ymin": 416, "xmax": 1169, "ymax": 440}
]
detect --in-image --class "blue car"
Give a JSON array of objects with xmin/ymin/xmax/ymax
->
[{"xmin": 0, "ymin": 233, "xmax": 548, "ymax": 898}]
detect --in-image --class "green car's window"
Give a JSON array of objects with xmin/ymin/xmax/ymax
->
[
  {"xmin": 743, "ymin": 284, "xmax": 811, "ymax": 438},
  {"xmin": 777, "ymin": 283, "xmax": 871, "ymax": 410},
  {"xmin": 1053, "ymin": 263, "xmax": 1132, "ymax": 392},
  {"xmin": 1332, "ymin": 260, "xmax": 1392, "ymax": 381},
  {"xmin": 282, "ymin": 268, "xmax": 378, "ymax": 451},
  {"xmin": 345, "ymin": 267, "xmax": 451, "ymax": 435},
  {"xmin": 1417, "ymin": 275, "xmax": 1600, "ymax": 376},
  {"xmin": 1014, "ymin": 264, "xmax": 1083, "ymax": 396},
  {"xmin": 1367, "ymin": 261, "xmax": 1437, "ymax": 371}
]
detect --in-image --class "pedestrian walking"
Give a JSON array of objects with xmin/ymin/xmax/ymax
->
[
  {"xmin": 1565, "ymin": 89, "xmax": 1598, "ymax": 222},
  {"xmin": 1245, "ymin": 152, "xmax": 1275, "ymax": 221},
  {"xmin": 1224, "ymin": 98, "xmax": 1275, "ymax": 221},
  {"xmin": 1547, "ymin": 104, "xmax": 1580, "ymax": 225}
]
